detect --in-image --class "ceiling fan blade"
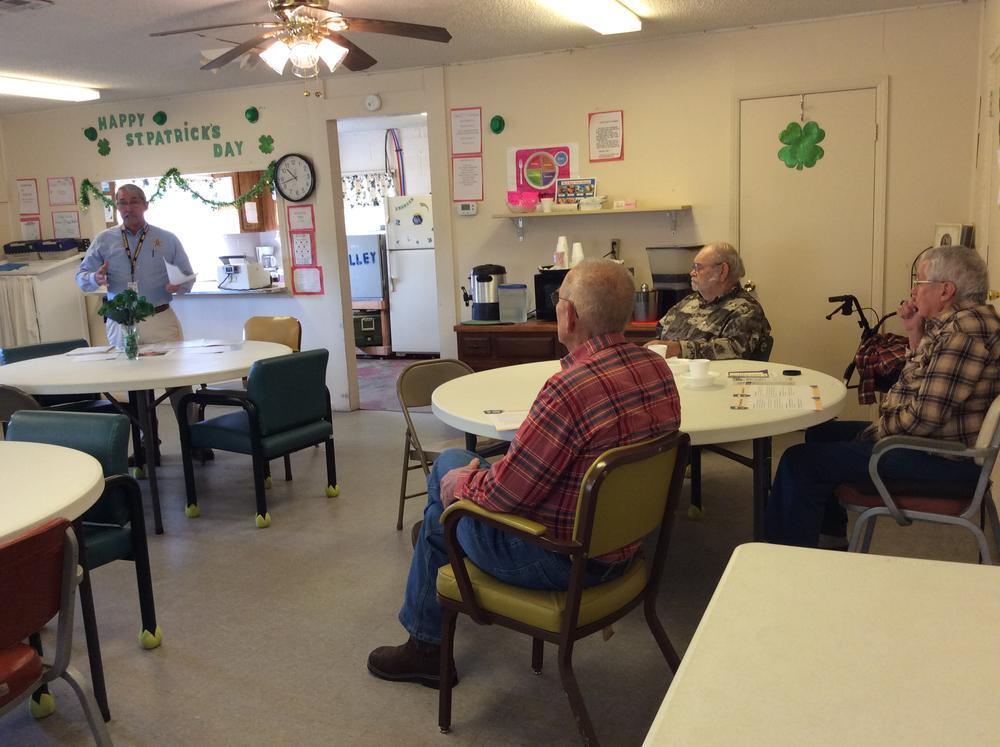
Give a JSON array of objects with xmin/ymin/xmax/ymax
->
[
  {"xmin": 322, "ymin": 31, "xmax": 377, "ymax": 71},
  {"xmin": 201, "ymin": 31, "xmax": 279, "ymax": 71},
  {"xmin": 151, "ymin": 21, "xmax": 278, "ymax": 38},
  {"xmin": 339, "ymin": 17, "xmax": 451, "ymax": 44}
]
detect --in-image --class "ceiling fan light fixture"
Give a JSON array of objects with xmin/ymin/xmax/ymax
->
[
  {"xmin": 260, "ymin": 40, "xmax": 291, "ymax": 74},
  {"xmin": 540, "ymin": 0, "xmax": 642, "ymax": 35},
  {"xmin": 289, "ymin": 37, "xmax": 321, "ymax": 78},
  {"xmin": 316, "ymin": 38, "xmax": 349, "ymax": 72},
  {"xmin": 0, "ymin": 74, "xmax": 100, "ymax": 102}
]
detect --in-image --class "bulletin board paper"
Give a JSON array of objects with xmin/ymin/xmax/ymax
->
[
  {"xmin": 452, "ymin": 156, "xmax": 484, "ymax": 202},
  {"xmin": 450, "ymin": 107, "xmax": 482, "ymax": 155},
  {"xmin": 16, "ymin": 178, "xmax": 39, "ymax": 215},
  {"xmin": 52, "ymin": 210, "xmax": 81, "ymax": 239},
  {"xmin": 292, "ymin": 266, "xmax": 324, "ymax": 295},
  {"xmin": 20, "ymin": 216, "xmax": 41, "ymax": 241},
  {"xmin": 287, "ymin": 204, "xmax": 315, "ymax": 231},
  {"xmin": 588, "ymin": 110, "xmax": 624, "ymax": 162},
  {"xmin": 290, "ymin": 231, "xmax": 316, "ymax": 266},
  {"xmin": 47, "ymin": 177, "xmax": 76, "ymax": 206}
]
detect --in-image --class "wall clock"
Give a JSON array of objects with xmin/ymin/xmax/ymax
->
[{"xmin": 274, "ymin": 153, "xmax": 316, "ymax": 202}]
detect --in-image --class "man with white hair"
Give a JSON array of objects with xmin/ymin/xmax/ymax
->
[
  {"xmin": 651, "ymin": 241, "xmax": 770, "ymax": 360},
  {"xmin": 368, "ymin": 258, "xmax": 681, "ymax": 689},
  {"xmin": 766, "ymin": 246, "xmax": 1000, "ymax": 548}
]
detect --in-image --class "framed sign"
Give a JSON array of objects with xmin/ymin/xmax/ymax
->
[
  {"xmin": 290, "ymin": 231, "xmax": 316, "ymax": 267},
  {"xmin": 287, "ymin": 204, "xmax": 315, "ymax": 231},
  {"xmin": 52, "ymin": 210, "xmax": 81, "ymax": 239},
  {"xmin": 47, "ymin": 176, "xmax": 76, "ymax": 206},
  {"xmin": 291, "ymin": 265, "xmax": 324, "ymax": 295},
  {"xmin": 20, "ymin": 215, "xmax": 41, "ymax": 241},
  {"xmin": 16, "ymin": 178, "xmax": 39, "ymax": 215}
]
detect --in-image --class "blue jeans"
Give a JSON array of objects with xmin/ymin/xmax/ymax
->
[
  {"xmin": 399, "ymin": 449, "xmax": 626, "ymax": 644},
  {"xmin": 764, "ymin": 420, "xmax": 981, "ymax": 547}
]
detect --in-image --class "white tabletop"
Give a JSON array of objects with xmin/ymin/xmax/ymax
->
[
  {"xmin": 0, "ymin": 441, "xmax": 104, "ymax": 543},
  {"xmin": 643, "ymin": 543, "xmax": 1000, "ymax": 746},
  {"xmin": 431, "ymin": 359, "xmax": 847, "ymax": 445},
  {"xmin": 0, "ymin": 340, "xmax": 291, "ymax": 395}
]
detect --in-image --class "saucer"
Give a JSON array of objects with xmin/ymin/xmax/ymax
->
[
  {"xmin": 666, "ymin": 358, "xmax": 689, "ymax": 374},
  {"xmin": 679, "ymin": 371, "xmax": 721, "ymax": 389}
]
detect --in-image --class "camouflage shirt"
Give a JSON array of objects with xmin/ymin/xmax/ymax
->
[{"xmin": 658, "ymin": 285, "xmax": 771, "ymax": 360}]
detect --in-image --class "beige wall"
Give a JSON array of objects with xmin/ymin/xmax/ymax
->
[{"xmin": 0, "ymin": 2, "xmax": 984, "ymax": 405}]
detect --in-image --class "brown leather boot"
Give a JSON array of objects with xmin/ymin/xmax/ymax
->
[{"xmin": 367, "ymin": 637, "xmax": 458, "ymax": 689}]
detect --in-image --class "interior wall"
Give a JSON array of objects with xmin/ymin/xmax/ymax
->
[{"xmin": 443, "ymin": 3, "xmax": 980, "ymax": 333}]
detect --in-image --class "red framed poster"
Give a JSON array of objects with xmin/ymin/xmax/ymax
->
[
  {"xmin": 289, "ymin": 230, "xmax": 316, "ymax": 267},
  {"xmin": 291, "ymin": 265, "xmax": 324, "ymax": 295},
  {"xmin": 16, "ymin": 178, "xmax": 39, "ymax": 215},
  {"xmin": 47, "ymin": 176, "xmax": 76, "ymax": 206},
  {"xmin": 286, "ymin": 204, "xmax": 315, "ymax": 231}
]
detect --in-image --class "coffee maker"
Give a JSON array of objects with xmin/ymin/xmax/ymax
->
[{"xmin": 461, "ymin": 264, "xmax": 507, "ymax": 321}]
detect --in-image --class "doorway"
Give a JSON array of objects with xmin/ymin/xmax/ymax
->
[
  {"xmin": 337, "ymin": 113, "xmax": 438, "ymax": 410},
  {"xmin": 738, "ymin": 85, "xmax": 886, "ymax": 419}
]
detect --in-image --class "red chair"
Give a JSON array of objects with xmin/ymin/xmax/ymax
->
[
  {"xmin": 835, "ymin": 395, "xmax": 1000, "ymax": 563},
  {"xmin": 0, "ymin": 519, "xmax": 111, "ymax": 745}
]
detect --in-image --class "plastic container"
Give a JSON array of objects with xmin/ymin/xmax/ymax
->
[{"xmin": 498, "ymin": 283, "xmax": 528, "ymax": 323}]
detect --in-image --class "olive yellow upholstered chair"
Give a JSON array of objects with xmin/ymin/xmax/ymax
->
[{"xmin": 436, "ymin": 430, "xmax": 690, "ymax": 745}]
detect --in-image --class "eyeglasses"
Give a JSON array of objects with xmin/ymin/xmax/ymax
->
[
  {"xmin": 690, "ymin": 262, "xmax": 722, "ymax": 273},
  {"xmin": 911, "ymin": 279, "xmax": 941, "ymax": 287},
  {"xmin": 550, "ymin": 290, "xmax": 570, "ymax": 307}
]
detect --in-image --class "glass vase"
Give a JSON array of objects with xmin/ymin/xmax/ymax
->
[{"xmin": 124, "ymin": 324, "xmax": 140, "ymax": 360}]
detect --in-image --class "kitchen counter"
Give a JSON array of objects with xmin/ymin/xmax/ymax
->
[{"xmin": 454, "ymin": 320, "xmax": 658, "ymax": 370}]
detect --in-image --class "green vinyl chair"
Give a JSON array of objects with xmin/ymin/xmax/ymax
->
[
  {"xmin": 0, "ymin": 338, "xmax": 111, "ymax": 411},
  {"xmin": 7, "ymin": 410, "xmax": 162, "ymax": 722},
  {"xmin": 436, "ymin": 430, "xmax": 690, "ymax": 745},
  {"xmin": 178, "ymin": 348, "xmax": 339, "ymax": 528}
]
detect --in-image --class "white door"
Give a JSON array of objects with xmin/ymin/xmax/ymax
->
[
  {"xmin": 388, "ymin": 248, "xmax": 440, "ymax": 353},
  {"xmin": 739, "ymin": 88, "xmax": 882, "ymax": 414}
]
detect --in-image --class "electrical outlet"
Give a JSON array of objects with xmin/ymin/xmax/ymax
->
[{"xmin": 611, "ymin": 238, "xmax": 620, "ymax": 257}]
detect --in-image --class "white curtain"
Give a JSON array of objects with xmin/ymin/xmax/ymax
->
[{"xmin": 0, "ymin": 276, "xmax": 40, "ymax": 347}]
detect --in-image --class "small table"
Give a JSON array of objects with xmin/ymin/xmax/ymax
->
[
  {"xmin": 0, "ymin": 441, "xmax": 104, "ymax": 542},
  {"xmin": 643, "ymin": 543, "xmax": 1000, "ymax": 745},
  {"xmin": 431, "ymin": 359, "xmax": 847, "ymax": 539},
  {"xmin": 0, "ymin": 340, "xmax": 291, "ymax": 534}
]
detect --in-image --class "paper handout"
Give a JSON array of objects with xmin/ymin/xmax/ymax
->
[{"xmin": 165, "ymin": 261, "xmax": 196, "ymax": 285}]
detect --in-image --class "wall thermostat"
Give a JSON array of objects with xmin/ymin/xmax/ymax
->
[
  {"xmin": 456, "ymin": 202, "xmax": 478, "ymax": 216},
  {"xmin": 365, "ymin": 94, "xmax": 382, "ymax": 112}
]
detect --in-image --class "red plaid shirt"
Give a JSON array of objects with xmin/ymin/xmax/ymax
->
[{"xmin": 458, "ymin": 333, "xmax": 681, "ymax": 562}]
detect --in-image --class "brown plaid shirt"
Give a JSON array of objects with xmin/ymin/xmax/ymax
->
[{"xmin": 860, "ymin": 301, "xmax": 1000, "ymax": 445}]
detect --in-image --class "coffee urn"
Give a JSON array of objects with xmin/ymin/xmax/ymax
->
[{"xmin": 461, "ymin": 263, "xmax": 507, "ymax": 321}]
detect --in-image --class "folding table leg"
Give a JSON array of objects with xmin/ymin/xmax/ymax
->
[
  {"xmin": 136, "ymin": 389, "xmax": 164, "ymax": 534},
  {"xmin": 751, "ymin": 437, "xmax": 772, "ymax": 541}
]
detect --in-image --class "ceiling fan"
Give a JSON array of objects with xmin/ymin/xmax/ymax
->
[{"xmin": 151, "ymin": 0, "xmax": 452, "ymax": 79}]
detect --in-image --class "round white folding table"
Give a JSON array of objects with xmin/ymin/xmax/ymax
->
[
  {"xmin": 0, "ymin": 340, "xmax": 291, "ymax": 534},
  {"xmin": 432, "ymin": 359, "xmax": 847, "ymax": 539},
  {"xmin": 0, "ymin": 441, "xmax": 104, "ymax": 542}
]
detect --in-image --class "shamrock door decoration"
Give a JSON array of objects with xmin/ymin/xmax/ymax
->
[{"xmin": 778, "ymin": 120, "xmax": 825, "ymax": 171}]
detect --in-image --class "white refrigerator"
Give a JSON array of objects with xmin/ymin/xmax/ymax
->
[{"xmin": 386, "ymin": 195, "xmax": 440, "ymax": 354}]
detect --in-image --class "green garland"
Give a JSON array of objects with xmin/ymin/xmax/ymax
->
[{"xmin": 79, "ymin": 163, "xmax": 276, "ymax": 212}]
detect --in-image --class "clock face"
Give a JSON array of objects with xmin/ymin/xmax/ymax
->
[{"xmin": 275, "ymin": 153, "xmax": 315, "ymax": 202}]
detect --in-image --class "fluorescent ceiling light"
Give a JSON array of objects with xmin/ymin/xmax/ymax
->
[
  {"xmin": 541, "ymin": 0, "xmax": 642, "ymax": 35},
  {"xmin": 0, "ymin": 74, "xmax": 100, "ymax": 102}
]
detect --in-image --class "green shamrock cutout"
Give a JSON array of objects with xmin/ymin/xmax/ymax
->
[
  {"xmin": 84, "ymin": 126, "xmax": 98, "ymax": 142},
  {"xmin": 97, "ymin": 138, "xmax": 111, "ymax": 156},
  {"xmin": 153, "ymin": 110, "xmax": 167, "ymax": 126},
  {"xmin": 778, "ymin": 121, "xmax": 825, "ymax": 170},
  {"xmin": 258, "ymin": 134, "xmax": 274, "ymax": 154}
]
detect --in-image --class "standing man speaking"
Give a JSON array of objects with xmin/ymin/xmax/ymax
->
[{"xmin": 77, "ymin": 184, "xmax": 195, "ymax": 348}]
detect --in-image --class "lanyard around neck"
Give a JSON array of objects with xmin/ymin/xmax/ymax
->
[{"xmin": 120, "ymin": 226, "xmax": 148, "ymax": 282}]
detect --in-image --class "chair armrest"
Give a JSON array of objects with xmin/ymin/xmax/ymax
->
[
  {"xmin": 868, "ymin": 436, "xmax": 986, "ymax": 526},
  {"xmin": 177, "ymin": 388, "xmax": 252, "ymax": 425},
  {"xmin": 438, "ymin": 499, "xmax": 579, "ymax": 626}
]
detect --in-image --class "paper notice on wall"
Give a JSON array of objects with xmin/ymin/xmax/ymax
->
[
  {"xmin": 243, "ymin": 201, "xmax": 258, "ymax": 223},
  {"xmin": 589, "ymin": 110, "xmax": 624, "ymax": 162},
  {"xmin": 20, "ymin": 216, "xmax": 40, "ymax": 241},
  {"xmin": 452, "ymin": 156, "xmax": 483, "ymax": 201},
  {"xmin": 450, "ymin": 107, "xmax": 482, "ymax": 155},
  {"xmin": 16, "ymin": 179, "xmax": 39, "ymax": 215},
  {"xmin": 52, "ymin": 210, "xmax": 81, "ymax": 239}
]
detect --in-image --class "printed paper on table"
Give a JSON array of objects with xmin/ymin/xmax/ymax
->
[{"xmin": 730, "ymin": 382, "xmax": 823, "ymax": 411}]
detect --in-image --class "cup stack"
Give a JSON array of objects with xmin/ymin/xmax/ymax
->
[{"xmin": 571, "ymin": 242, "xmax": 585, "ymax": 267}]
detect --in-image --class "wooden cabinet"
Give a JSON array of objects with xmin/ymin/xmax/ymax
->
[{"xmin": 455, "ymin": 321, "xmax": 656, "ymax": 371}]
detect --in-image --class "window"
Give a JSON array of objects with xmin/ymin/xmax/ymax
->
[{"xmin": 113, "ymin": 172, "xmax": 285, "ymax": 292}]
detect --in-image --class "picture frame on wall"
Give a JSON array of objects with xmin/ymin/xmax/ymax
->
[{"xmin": 932, "ymin": 223, "xmax": 974, "ymax": 248}]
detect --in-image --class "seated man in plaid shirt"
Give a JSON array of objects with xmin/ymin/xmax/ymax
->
[
  {"xmin": 766, "ymin": 246, "xmax": 1000, "ymax": 548},
  {"xmin": 368, "ymin": 258, "xmax": 681, "ymax": 689}
]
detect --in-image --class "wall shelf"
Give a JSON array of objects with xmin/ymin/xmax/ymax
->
[{"xmin": 493, "ymin": 205, "xmax": 692, "ymax": 240}]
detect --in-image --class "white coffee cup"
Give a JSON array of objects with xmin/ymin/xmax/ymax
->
[
  {"xmin": 688, "ymin": 359, "xmax": 710, "ymax": 379},
  {"xmin": 540, "ymin": 197, "xmax": 553, "ymax": 213}
]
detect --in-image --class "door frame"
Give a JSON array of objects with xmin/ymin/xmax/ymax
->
[{"xmin": 730, "ymin": 78, "xmax": 889, "ymax": 314}]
